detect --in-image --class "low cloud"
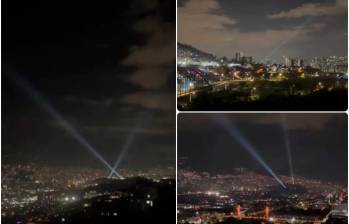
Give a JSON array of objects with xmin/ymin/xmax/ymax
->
[
  {"xmin": 121, "ymin": 0, "xmax": 175, "ymax": 110},
  {"xmin": 121, "ymin": 92, "xmax": 174, "ymax": 111},
  {"xmin": 268, "ymin": 0, "xmax": 347, "ymax": 19},
  {"xmin": 179, "ymin": 114, "xmax": 344, "ymax": 132},
  {"xmin": 253, "ymin": 114, "xmax": 342, "ymax": 130},
  {"xmin": 178, "ymin": 0, "xmax": 237, "ymax": 33},
  {"xmin": 85, "ymin": 125, "xmax": 173, "ymax": 136}
]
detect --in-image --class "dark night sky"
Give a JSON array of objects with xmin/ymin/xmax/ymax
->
[
  {"xmin": 3, "ymin": 1, "xmax": 175, "ymax": 171},
  {"xmin": 178, "ymin": 114, "xmax": 347, "ymax": 184},
  {"xmin": 178, "ymin": 0, "xmax": 348, "ymax": 62}
]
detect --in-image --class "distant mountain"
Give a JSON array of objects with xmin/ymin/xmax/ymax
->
[
  {"xmin": 178, "ymin": 42, "xmax": 217, "ymax": 63},
  {"xmin": 88, "ymin": 177, "xmax": 174, "ymax": 195}
]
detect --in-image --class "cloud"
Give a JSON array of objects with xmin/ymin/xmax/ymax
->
[
  {"xmin": 84, "ymin": 125, "xmax": 174, "ymax": 136},
  {"xmin": 178, "ymin": 0, "xmax": 237, "ymax": 33},
  {"xmin": 178, "ymin": 0, "xmax": 318, "ymax": 59},
  {"xmin": 268, "ymin": 0, "xmax": 347, "ymax": 19},
  {"xmin": 121, "ymin": 92, "xmax": 174, "ymax": 111},
  {"xmin": 122, "ymin": 19, "xmax": 174, "ymax": 89},
  {"xmin": 179, "ymin": 114, "xmax": 344, "ymax": 133},
  {"xmin": 121, "ymin": 0, "xmax": 175, "ymax": 110},
  {"xmin": 253, "ymin": 114, "xmax": 341, "ymax": 130}
]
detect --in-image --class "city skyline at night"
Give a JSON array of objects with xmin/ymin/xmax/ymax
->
[
  {"xmin": 2, "ymin": 1, "xmax": 348, "ymax": 224},
  {"xmin": 2, "ymin": 1, "xmax": 176, "ymax": 223},
  {"xmin": 177, "ymin": 113, "xmax": 347, "ymax": 224},
  {"xmin": 178, "ymin": 113, "xmax": 347, "ymax": 184},
  {"xmin": 177, "ymin": 0, "xmax": 347, "ymax": 111}
]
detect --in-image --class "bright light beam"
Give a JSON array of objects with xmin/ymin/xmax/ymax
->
[
  {"xmin": 213, "ymin": 115, "xmax": 287, "ymax": 189},
  {"xmin": 280, "ymin": 114, "xmax": 295, "ymax": 184},
  {"xmin": 5, "ymin": 67, "xmax": 123, "ymax": 179},
  {"xmin": 108, "ymin": 128, "xmax": 137, "ymax": 178},
  {"xmin": 263, "ymin": 13, "xmax": 315, "ymax": 62},
  {"xmin": 108, "ymin": 114, "xmax": 147, "ymax": 178}
]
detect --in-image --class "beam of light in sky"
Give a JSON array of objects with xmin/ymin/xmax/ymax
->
[
  {"xmin": 108, "ymin": 114, "xmax": 148, "ymax": 178},
  {"xmin": 107, "ymin": 128, "xmax": 137, "ymax": 178},
  {"xmin": 281, "ymin": 114, "xmax": 295, "ymax": 184},
  {"xmin": 213, "ymin": 115, "xmax": 287, "ymax": 189},
  {"xmin": 5, "ymin": 67, "xmax": 123, "ymax": 179},
  {"xmin": 263, "ymin": 14, "xmax": 316, "ymax": 62}
]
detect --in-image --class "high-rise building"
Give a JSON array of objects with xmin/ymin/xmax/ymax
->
[
  {"xmin": 310, "ymin": 57, "xmax": 319, "ymax": 68},
  {"xmin": 310, "ymin": 56, "xmax": 348, "ymax": 73},
  {"xmin": 246, "ymin": 56, "xmax": 253, "ymax": 64},
  {"xmin": 283, "ymin": 56, "xmax": 291, "ymax": 67},
  {"xmin": 235, "ymin": 52, "xmax": 243, "ymax": 62},
  {"xmin": 299, "ymin": 59, "xmax": 303, "ymax": 67}
]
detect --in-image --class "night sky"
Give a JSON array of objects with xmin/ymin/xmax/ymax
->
[
  {"xmin": 178, "ymin": 114, "xmax": 347, "ymax": 185},
  {"xmin": 3, "ymin": 1, "xmax": 175, "ymax": 171},
  {"xmin": 178, "ymin": 0, "xmax": 348, "ymax": 62}
]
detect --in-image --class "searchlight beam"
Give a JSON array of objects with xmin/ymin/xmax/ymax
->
[
  {"xmin": 108, "ymin": 113, "xmax": 148, "ymax": 178},
  {"xmin": 213, "ymin": 115, "xmax": 286, "ymax": 189},
  {"xmin": 281, "ymin": 114, "xmax": 295, "ymax": 184},
  {"xmin": 5, "ymin": 67, "xmax": 123, "ymax": 179}
]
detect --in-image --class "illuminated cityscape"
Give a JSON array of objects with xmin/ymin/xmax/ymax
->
[
  {"xmin": 177, "ymin": 43, "xmax": 348, "ymax": 110},
  {"xmin": 3, "ymin": 1, "xmax": 176, "ymax": 223},
  {"xmin": 178, "ymin": 168, "xmax": 347, "ymax": 224},
  {"xmin": 177, "ymin": 0, "xmax": 348, "ymax": 111},
  {"xmin": 3, "ymin": 0, "xmax": 349, "ymax": 224},
  {"xmin": 2, "ymin": 163, "xmax": 175, "ymax": 223},
  {"xmin": 178, "ymin": 114, "xmax": 348, "ymax": 224}
]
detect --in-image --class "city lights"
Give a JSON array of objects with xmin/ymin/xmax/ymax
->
[
  {"xmin": 177, "ymin": 43, "xmax": 348, "ymax": 111},
  {"xmin": 178, "ymin": 114, "xmax": 347, "ymax": 224}
]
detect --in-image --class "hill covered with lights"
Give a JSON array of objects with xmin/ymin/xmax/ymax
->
[{"xmin": 178, "ymin": 42, "xmax": 218, "ymax": 66}]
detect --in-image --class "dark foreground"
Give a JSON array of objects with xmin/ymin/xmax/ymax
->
[
  {"xmin": 3, "ymin": 177, "xmax": 175, "ymax": 224},
  {"xmin": 179, "ymin": 89, "xmax": 347, "ymax": 111}
]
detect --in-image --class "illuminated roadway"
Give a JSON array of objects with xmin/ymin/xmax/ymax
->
[
  {"xmin": 177, "ymin": 79, "xmax": 250, "ymax": 98},
  {"xmin": 221, "ymin": 210, "xmax": 330, "ymax": 224},
  {"xmin": 192, "ymin": 206, "xmax": 334, "ymax": 224}
]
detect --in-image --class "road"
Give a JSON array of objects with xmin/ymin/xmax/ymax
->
[{"xmin": 177, "ymin": 79, "xmax": 249, "ymax": 98}]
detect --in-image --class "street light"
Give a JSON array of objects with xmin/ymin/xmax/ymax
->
[{"xmin": 189, "ymin": 82, "xmax": 194, "ymax": 103}]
